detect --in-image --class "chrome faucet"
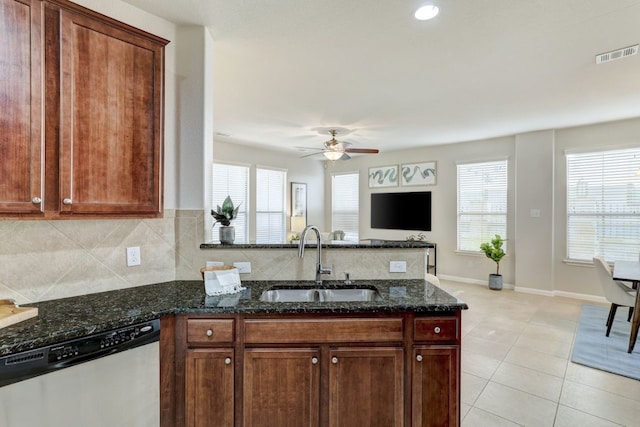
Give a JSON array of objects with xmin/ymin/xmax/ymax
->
[{"xmin": 298, "ymin": 225, "xmax": 332, "ymax": 285}]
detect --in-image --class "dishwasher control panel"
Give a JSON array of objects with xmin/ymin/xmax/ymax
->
[{"xmin": 0, "ymin": 319, "xmax": 160, "ymax": 387}]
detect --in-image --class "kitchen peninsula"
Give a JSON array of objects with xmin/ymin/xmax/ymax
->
[{"xmin": 0, "ymin": 277, "xmax": 466, "ymax": 427}]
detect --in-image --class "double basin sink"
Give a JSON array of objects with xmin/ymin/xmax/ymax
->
[{"xmin": 260, "ymin": 285, "xmax": 381, "ymax": 303}]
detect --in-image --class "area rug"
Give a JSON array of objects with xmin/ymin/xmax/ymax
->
[{"xmin": 571, "ymin": 304, "xmax": 640, "ymax": 381}]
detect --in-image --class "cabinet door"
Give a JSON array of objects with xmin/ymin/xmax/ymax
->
[
  {"xmin": 57, "ymin": 8, "xmax": 164, "ymax": 215},
  {"xmin": 329, "ymin": 347, "xmax": 404, "ymax": 427},
  {"xmin": 412, "ymin": 346, "xmax": 460, "ymax": 427},
  {"xmin": 0, "ymin": 0, "xmax": 44, "ymax": 214},
  {"xmin": 185, "ymin": 349, "xmax": 234, "ymax": 427},
  {"xmin": 243, "ymin": 348, "xmax": 320, "ymax": 427}
]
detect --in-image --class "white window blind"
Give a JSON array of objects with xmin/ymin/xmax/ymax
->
[
  {"xmin": 332, "ymin": 173, "xmax": 359, "ymax": 241},
  {"xmin": 457, "ymin": 160, "xmax": 508, "ymax": 252},
  {"xmin": 566, "ymin": 147, "xmax": 640, "ymax": 262},
  {"xmin": 212, "ymin": 163, "xmax": 248, "ymax": 243},
  {"xmin": 255, "ymin": 168, "xmax": 286, "ymax": 244}
]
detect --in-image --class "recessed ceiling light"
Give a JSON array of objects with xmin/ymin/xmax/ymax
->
[{"xmin": 415, "ymin": 5, "xmax": 439, "ymax": 21}]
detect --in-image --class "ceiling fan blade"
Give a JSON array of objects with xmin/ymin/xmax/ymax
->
[
  {"xmin": 344, "ymin": 148, "xmax": 379, "ymax": 154},
  {"xmin": 299, "ymin": 151, "xmax": 323, "ymax": 158},
  {"xmin": 339, "ymin": 153, "xmax": 351, "ymax": 160},
  {"xmin": 294, "ymin": 146, "xmax": 324, "ymax": 151}
]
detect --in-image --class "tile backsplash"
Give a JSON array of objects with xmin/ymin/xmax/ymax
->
[
  {"xmin": 1, "ymin": 209, "xmax": 426, "ymax": 304},
  {"xmin": 0, "ymin": 211, "xmax": 176, "ymax": 303}
]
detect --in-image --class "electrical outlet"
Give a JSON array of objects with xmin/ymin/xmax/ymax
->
[
  {"xmin": 127, "ymin": 246, "xmax": 141, "ymax": 267},
  {"xmin": 233, "ymin": 261, "xmax": 251, "ymax": 274},
  {"xmin": 389, "ymin": 261, "xmax": 407, "ymax": 273}
]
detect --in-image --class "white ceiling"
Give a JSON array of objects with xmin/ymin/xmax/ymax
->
[{"xmin": 123, "ymin": 0, "xmax": 640, "ymax": 155}]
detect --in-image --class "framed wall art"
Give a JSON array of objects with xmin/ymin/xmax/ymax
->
[
  {"xmin": 368, "ymin": 165, "xmax": 398, "ymax": 188},
  {"xmin": 291, "ymin": 182, "xmax": 307, "ymax": 221},
  {"xmin": 401, "ymin": 161, "xmax": 437, "ymax": 186}
]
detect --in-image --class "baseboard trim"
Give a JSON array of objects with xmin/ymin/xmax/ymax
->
[
  {"xmin": 437, "ymin": 274, "xmax": 606, "ymax": 303},
  {"xmin": 437, "ymin": 274, "xmax": 515, "ymax": 290}
]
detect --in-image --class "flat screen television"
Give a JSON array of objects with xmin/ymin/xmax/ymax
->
[{"xmin": 371, "ymin": 191, "xmax": 431, "ymax": 231}]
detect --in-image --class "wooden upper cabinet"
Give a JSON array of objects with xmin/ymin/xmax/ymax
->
[
  {"xmin": 0, "ymin": 0, "xmax": 44, "ymax": 214},
  {"xmin": 56, "ymin": 6, "xmax": 165, "ymax": 215},
  {"xmin": 0, "ymin": 0, "xmax": 167, "ymax": 218}
]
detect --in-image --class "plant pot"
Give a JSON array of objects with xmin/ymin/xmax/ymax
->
[
  {"xmin": 219, "ymin": 226, "xmax": 235, "ymax": 244},
  {"xmin": 488, "ymin": 274, "xmax": 503, "ymax": 290}
]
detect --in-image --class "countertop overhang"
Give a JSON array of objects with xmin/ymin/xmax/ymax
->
[
  {"xmin": 200, "ymin": 240, "xmax": 436, "ymax": 249},
  {"xmin": 0, "ymin": 279, "xmax": 466, "ymax": 357}
]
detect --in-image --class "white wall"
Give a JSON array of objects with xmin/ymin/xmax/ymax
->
[
  {"xmin": 514, "ymin": 131, "xmax": 555, "ymax": 292},
  {"xmin": 174, "ymin": 26, "xmax": 214, "ymax": 213}
]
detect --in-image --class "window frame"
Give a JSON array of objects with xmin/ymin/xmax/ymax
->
[
  {"xmin": 456, "ymin": 159, "xmax": 508, "ymax": 253},
  {"xmin": 255, "ymin": 166, "xmax": 287, "ymax": 244},
  {"xmin": 211, "ymin": 162, "xmax": 249, "ymax": 244},
  {"xmin": 565, "ymin": 147, "xmax": 640, "ymax": 263},
  {"xmin": 331, "ymin": 171, "xmax": 360, "ymax": 242}
]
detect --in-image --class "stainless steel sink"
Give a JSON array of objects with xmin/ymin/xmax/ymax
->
[
  {"xmin": 259, "ymin": 286, "xmax": 381, "ymax": 303},
  {"xmin": 259, "ymin": 289, "xmax": 318, "ymax": 302},
  {"xmin": 317, "ymin": 289, "xmax": 380, "ymax": 302}
]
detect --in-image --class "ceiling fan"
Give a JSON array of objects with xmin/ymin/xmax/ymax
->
[{"xmin": 298, "ymin": 129, "xmax": 380, "ymax": 160}]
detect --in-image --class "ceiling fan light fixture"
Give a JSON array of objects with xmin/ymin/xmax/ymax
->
[
  {"xmin": 415, "ymin": 5, "xmax": 439, "ymax": 20},
  {"xmin": 324, "ymin": 151, "xmax": 344, "ymax": 161}
]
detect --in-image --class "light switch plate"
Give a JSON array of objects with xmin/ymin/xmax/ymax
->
[
  {"xmin": 233, "ymin": 262, "xmax": 251, "ymax": 274},
  {"xmin": 389, "ymin": 261, "xmax": 407, "ymax": 273}
]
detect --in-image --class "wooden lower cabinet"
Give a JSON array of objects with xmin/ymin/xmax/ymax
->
[
  {"xmin": 243, "ymin": 348, "xmax": 320, "ymax": 427},
  {"xmin": 412, "ymin": 346, "xmax": 460, "ymax": 427},
  {"xmin": 185, "ymin": 349, "xmax": 235, "ymax": 427},
  {"xmin": 166, "ymin": 313, "xmax": 461, "ymax": 427},
  {"xmin": 329, "ymin": 347, "xmax": 404, "ymax": 427}
]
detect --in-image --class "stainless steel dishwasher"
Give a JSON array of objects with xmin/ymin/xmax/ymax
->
[{"xmin": 0, "ymin": 319, "xmax": 160, "ymax": 427}]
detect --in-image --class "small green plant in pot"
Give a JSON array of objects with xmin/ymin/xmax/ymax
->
[
  {"xmin": 211, "ymin": 196, "xmax": 240, "ymax": 244},
  {"xmin": 480, "ymin": 234, "xmax": 506, "ymax": 290}
]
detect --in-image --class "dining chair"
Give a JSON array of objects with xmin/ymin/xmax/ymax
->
[
  {"xmin": 593, "ymin": 257, "xmax": 637, "ymax": 336},
  {"xmin": 597, "ymin": 257, "xmax": 635, "ymax": 321}
]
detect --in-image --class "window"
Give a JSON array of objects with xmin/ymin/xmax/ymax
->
[
  {"xmin": 457, "ymin": 160, "xmax": 508, "ymax": 252},
  {"xmin": 256, "ymin": 167, "xmax": 286, "ymax": 244},
  {"xmin": 566, "ymin": 147, "xmax": 640, "ymax": 262},
  {"xmin": 332, "ymin": 173, "xmax": 359, "ymax": 241},
  {"xmin": 212, "ymin": 163, "xmax": 248, "ymax": 243}
]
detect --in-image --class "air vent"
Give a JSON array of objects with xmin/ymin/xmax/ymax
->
[
  {"xmin": 596, "ymin": 44, "xmax": 638, "ymax": 64},
  {"xmin": 5, "ymin": 350, "xmax": 46, "ymax": 365}
]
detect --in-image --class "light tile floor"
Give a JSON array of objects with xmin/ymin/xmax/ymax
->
[{"xmin": 438, "ymin": 279, "xmax": 640, "ymax": 427}]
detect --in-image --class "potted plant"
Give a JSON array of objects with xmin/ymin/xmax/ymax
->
[
  {"xmin": 480, "ymin": 234, "xmax": 506, "ymax": 290},
  {"xmin": 211, "ymin": 196, "xmax": 240, "ymax": 244}
]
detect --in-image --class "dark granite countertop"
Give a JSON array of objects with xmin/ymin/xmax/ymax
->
[
  {"xmin": 200, "ymin": 240, "xmax": 436, "ymax": 249},
  {"xmin": 0, "ymin": 279, "xmax": 466, "ymax": 357}
]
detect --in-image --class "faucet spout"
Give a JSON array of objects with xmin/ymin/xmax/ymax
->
[{"xmin": 298, "ymin": 225, "xmax": 332, "ymax": 284}]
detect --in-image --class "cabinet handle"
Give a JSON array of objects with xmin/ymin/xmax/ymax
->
[
  {"xmin": 331, "ymin": 357, "xmax": 338, "ymax": 364},
  {"xmin": 206, "ymin": 329, "xmax": 213, "ymax": 337},
  {"xmin": 434, "ymin": 326, "xmax": 441, "ymax": 334},
  {"xmin": 32, "ymin": 197, "xmax": 42, "ymax": 204},
  {"xmin": 63, "ymin": 198, "xmax": 72, "ymax": 205},
  {"xmin": 416, "ymin": 354, "xmax": 423, "ymax": 362},
  {"xmin": 311, "ymin": 357, "xmax": 318, "ymax": 365},
  {"xmin": 225, "ymin": 357, "xmax": 232, "ymax": 365}
]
